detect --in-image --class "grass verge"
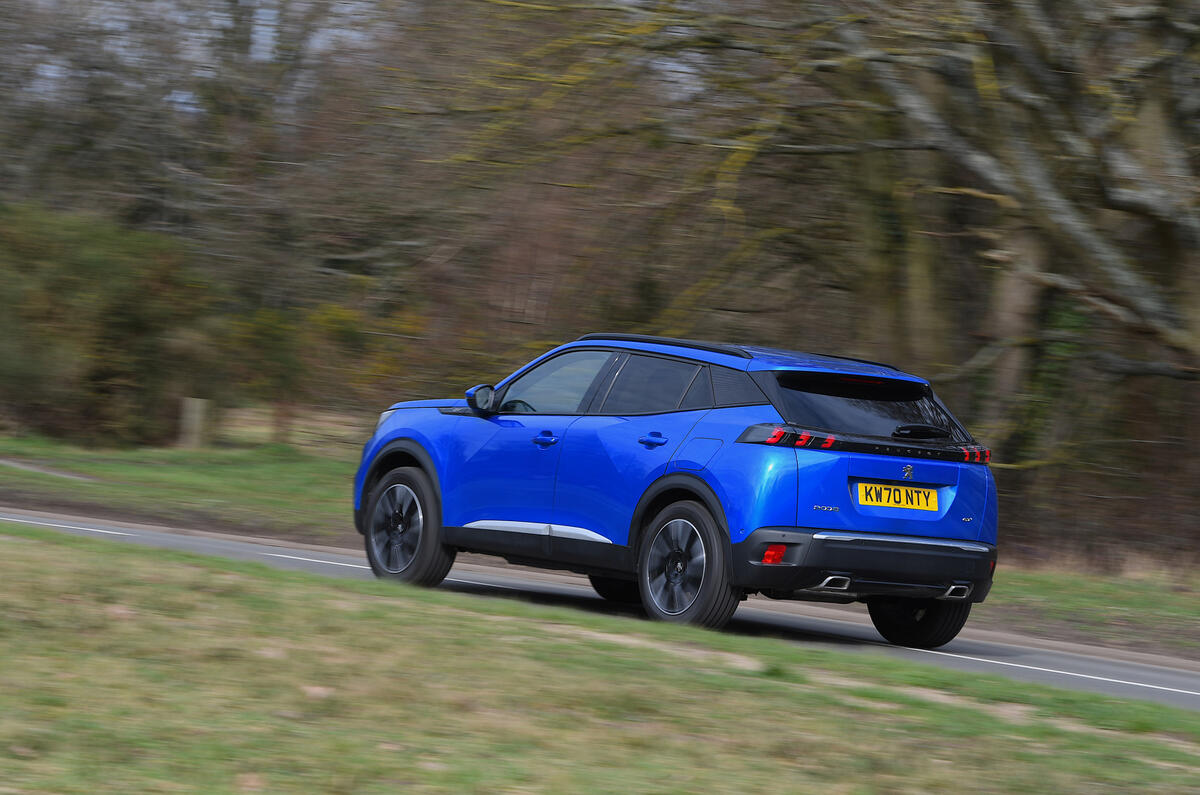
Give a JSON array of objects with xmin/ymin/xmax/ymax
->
[
  {"xmin": 972, "ymin": 567, "xmax": 1200, "ymax": 659},
  {"xmin": 1, "ymin": 431, "xmax": 1197, "ymax": 659},
  {"xmin": 0, "ymin": 434, "xmax": 357, "ymax": 545},
  {"xmin": 1, "ymin": 523, "xmax": 1198, "ymax": 793}
]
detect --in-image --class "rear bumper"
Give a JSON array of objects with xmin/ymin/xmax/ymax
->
[{"xmin": 731, "ymin": 527, "xmax": 996, "ymax": 603}]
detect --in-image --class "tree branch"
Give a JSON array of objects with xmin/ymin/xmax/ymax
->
[
  {"xmin": 1007, "ymin": 133, "xmax": 1191, "ymax": 350},
  {"xmin": 838, "ymin": 27, "xmax": 1024, "ymax": 198},
  {"xmin": 1021, "ymin": 270, "xmax": 1143, "ymax": 329},
  {"xmin": 931, "ymin": 332, "xmax": 1198, "ymax": 384},
  {"xmin": 665, "ymin": 132, "xmax": 940, "ymax": 155}
]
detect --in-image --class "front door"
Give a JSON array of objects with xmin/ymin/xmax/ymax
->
[{"xmin": 439, "ymin": 348, "xmax": 617, "ymax": 556}]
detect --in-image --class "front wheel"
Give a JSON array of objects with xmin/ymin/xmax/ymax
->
[
  {"xmin": 364, "ymin": 466, "xmax": 455, "ymax": 586},
  {"xmin": 867, "ymin": 597, "xmax": 971, "ymax": 648},
  {"xmin": 637, "ymin": 501, "xmax": 741, "ymax": 629}
]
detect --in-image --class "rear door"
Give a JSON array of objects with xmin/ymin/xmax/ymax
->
[{"xmin": 552, "ymin": 353, "xmax": 709, "ymax": 551}]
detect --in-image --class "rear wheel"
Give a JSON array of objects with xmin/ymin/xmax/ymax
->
[
  {"xmin": 637, "ymin": 501, "xmax": 740, "ymax": 629},
  {"xmin": 588, "ymin": 575, "xmax": 641, "ymax": 603},
  {"xmin": 364, "ymin": 467, "xmax": 455, "ymax": 586},
  {"xmin": 867, "ymin": 597, "xmax": 971, "ymax": 648}
]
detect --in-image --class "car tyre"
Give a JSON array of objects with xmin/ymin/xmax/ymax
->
[
  {"xmin": 588, "ymin": 575, "xmax": 641, "ymax": 603},
  {"xmin": 637, "ymin": 500, "xmax": 741, "ymax": 629},
  {"xmin": 867, "ymin": 597, "xmax": 971, "ymax": 648},
  {"xmin": 364, "ymin": 466, "xmax": 455, "ymax": 586}
]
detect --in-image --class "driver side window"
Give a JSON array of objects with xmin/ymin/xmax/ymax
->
[{"xmin": 499, "ymin": 350, "xmax": 615, "ymax": 414}]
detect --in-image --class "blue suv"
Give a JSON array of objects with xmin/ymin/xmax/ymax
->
[{"xmin": 354, "ymin": 334, "xmax": 997, "ymax": 648}]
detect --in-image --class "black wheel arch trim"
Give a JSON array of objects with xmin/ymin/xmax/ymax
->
[
  {"xmin": 356, "ymin": 438, "xmax": 443, "ymax": 535},
  {"xmin": 629, "ymin": 472, "xmax": 732, "ymax": 552}
]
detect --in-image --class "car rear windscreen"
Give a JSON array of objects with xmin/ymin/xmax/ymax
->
[{"xmin": 766, "ymin": 371, "xmax": 967, "ymax": 441}]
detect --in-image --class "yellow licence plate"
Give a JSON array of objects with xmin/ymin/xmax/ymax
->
[{"xmin": 857, "ymin": 483, "xmax": 939, "ymax": 511}]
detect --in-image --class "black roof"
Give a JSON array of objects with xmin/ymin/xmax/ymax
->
[
  {"xmin": 575, "ymin": 332, "xmax": 896, "ymax": 371},
  {"xmin": 574, "ymin": 333, "xmax": 752, "ymax": 359}
]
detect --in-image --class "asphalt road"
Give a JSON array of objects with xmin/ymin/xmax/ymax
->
[{"xmin": 3, "ymin": 506, "xmax": 1199, "ymax": 711}]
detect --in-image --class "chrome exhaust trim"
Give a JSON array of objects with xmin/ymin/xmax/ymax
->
[
  {"xmin": 939, "ymin": 584, "xmax": 971, "ymax": 600},
  {"xmin": 815, "ymin": 575, "xmax": 851, "ymax": 591}
]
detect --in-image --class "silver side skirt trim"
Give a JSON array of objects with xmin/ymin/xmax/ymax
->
[
  {"xmin": 464, "ymin": 520, "xmax": 612, "ymax": 544},
  {"xmin": 549, "ymin": 525, "xmax": 613, "ymax": 544},
  {"xmin": 465, "ymin": 520, "xmax": 549, "ymax": 536},
  {"xmin": 811, "ymin": 532, "xmax": 991, "ymax": 553}
]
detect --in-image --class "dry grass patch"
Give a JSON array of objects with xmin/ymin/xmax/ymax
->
[{"xmin": 1, "ymin": 524, "xmax": 1198, "ymax": 793}]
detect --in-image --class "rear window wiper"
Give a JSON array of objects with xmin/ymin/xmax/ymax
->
[{"xmin": 892, "ymin": 423, "xmax": 951, "ymax": 440}]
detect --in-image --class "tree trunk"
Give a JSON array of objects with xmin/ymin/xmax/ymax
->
[
  {"xmin": 272, "ymin": 401, "xmax": 294, "ymax": 445},
  {"xmin": 981, "ymin": 228, "xmax": 1046, "ymax": 443}
]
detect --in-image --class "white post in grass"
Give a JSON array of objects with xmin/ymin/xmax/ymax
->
[{"xmin": 179, "ymin": 397, "xmax": 209, "ymax": 448}]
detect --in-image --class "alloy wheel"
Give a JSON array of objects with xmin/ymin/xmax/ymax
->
[
  {"xmin": 644, "ymin": 518, "xmax": 706, "ymax": 615},
  {"xmin": 369, "ymin": 483, "xmax": 423, "ymax": 573}
]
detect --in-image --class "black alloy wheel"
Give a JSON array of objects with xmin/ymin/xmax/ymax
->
[
  {"xmin": 645, "ymin": 517, "xmax": 706, "ymax": 615},
  {"xmin": 370, "ymin": 482, "xmax": 422, "ymax": 574},
  {"xmin": 364, "ymin": 467, "xmax": 455, "ymax": 586},
  {"xmin": 637, "ymin": 500, "xmax": 740, "ymax": 628}
]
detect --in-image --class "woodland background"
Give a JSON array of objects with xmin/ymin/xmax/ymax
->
[{"xmin": 0, "ymin": 0, "xmax": 1197, "ymax": 563}]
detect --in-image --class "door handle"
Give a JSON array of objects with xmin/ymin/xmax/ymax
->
[
  {"xmin": 532, "ymin": 432, "xmax": 559, "ymax": 447},
  {"xmin": 638, "ymin": 432, "xmax": 669, "ymax": 448}
]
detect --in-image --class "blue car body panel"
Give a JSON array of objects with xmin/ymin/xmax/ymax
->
[
  {"xmin": 554, "ymin": 409, "xmax": 706, "ymax": 546},
  {"xmin": 667, "ymin": 405, "xmax": 797, "ymax": 545},
  {"xmin": 354, "ymin": 335, "xmax": 998, "ymax": 600},
  {"xmin": 440, "ymin": 413, "xmax": 573, "ymax": 529},
  {"xmin": 355, "ymin": 415, "xmax": 446, "ymax": 513}
]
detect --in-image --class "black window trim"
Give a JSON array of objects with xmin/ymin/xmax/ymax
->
[
  {"xmin": 675, "ymin": 366, "xmax": 707, "ymax": 411},
  {"xmin": 582, "ymin": 351, "xmax": 629, "ymax": 414}
]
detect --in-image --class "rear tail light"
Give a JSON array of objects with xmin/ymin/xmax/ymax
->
[
  {"xmin": 761, "ymin": 544, "xmax": 787, "ymax": 565},
  {"xmin": 737, "ymin": 423, "xmax": 991, "ymax": 464},
  {"xmin": 960, "ymin": 446, "xmax": 992, "ymax": 463}
]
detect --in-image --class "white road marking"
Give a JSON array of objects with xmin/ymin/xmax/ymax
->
[
  {"xmin": 446, "ymin": 577, "xmax": 529, "ymax": 592},
  {"xmin": 260, "ymin": 553, "xmax": 532, "ymax": 593},
  {"xmin": 0, "ymin": 516, "xmax": 131, "ymax": 536},
  {"xmin": 263, "ymin": 553, "xmax": 370, "ymax": 569},
  {"xmin": 3, "ymin": 514, "xmax": 1193, "ymax": 701},
  {"xmin": 909, "ymin": 647, "xmax": 1200, "ymax": 697}
]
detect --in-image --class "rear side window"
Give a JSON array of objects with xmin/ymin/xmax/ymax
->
[
  {"xmin": 768, "ymin": 371, "xmax": 967, "ymax": 441},
  {"xmin": 711, "ymin": 365, "xmax": 769, "ymax": 407},
  {"xmin": 678, "ymin": 368, "xmax": 713, "ymax": 410},
  {"xmin": 600, "ymin": 355, "xmax": 700, "ymax": 414}
]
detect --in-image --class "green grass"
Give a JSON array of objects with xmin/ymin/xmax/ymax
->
[
  {"xmin": 1, "ymin": 431, "xmax": 1198, "ymax": 659},
  {"xmin": 0, "ymin": 434, "xmax": 357, "ymax": 545},
  {"xmin": 1, "ymin": 523, "xmax": 1198, "ymax": 794},
  {"xmin": 972, "ymin": 567, "xmax": 1200, "ymax": 659}
]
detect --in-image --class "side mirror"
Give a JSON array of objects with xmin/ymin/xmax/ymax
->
[{"xmin": 465, "ymin": 384, "xmax": 496, "ymax": 414}]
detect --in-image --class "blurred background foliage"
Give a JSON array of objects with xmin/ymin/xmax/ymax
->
[{"xmin": 0, "ymin": 0, "xmax": 1196, "ymax": 561}]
